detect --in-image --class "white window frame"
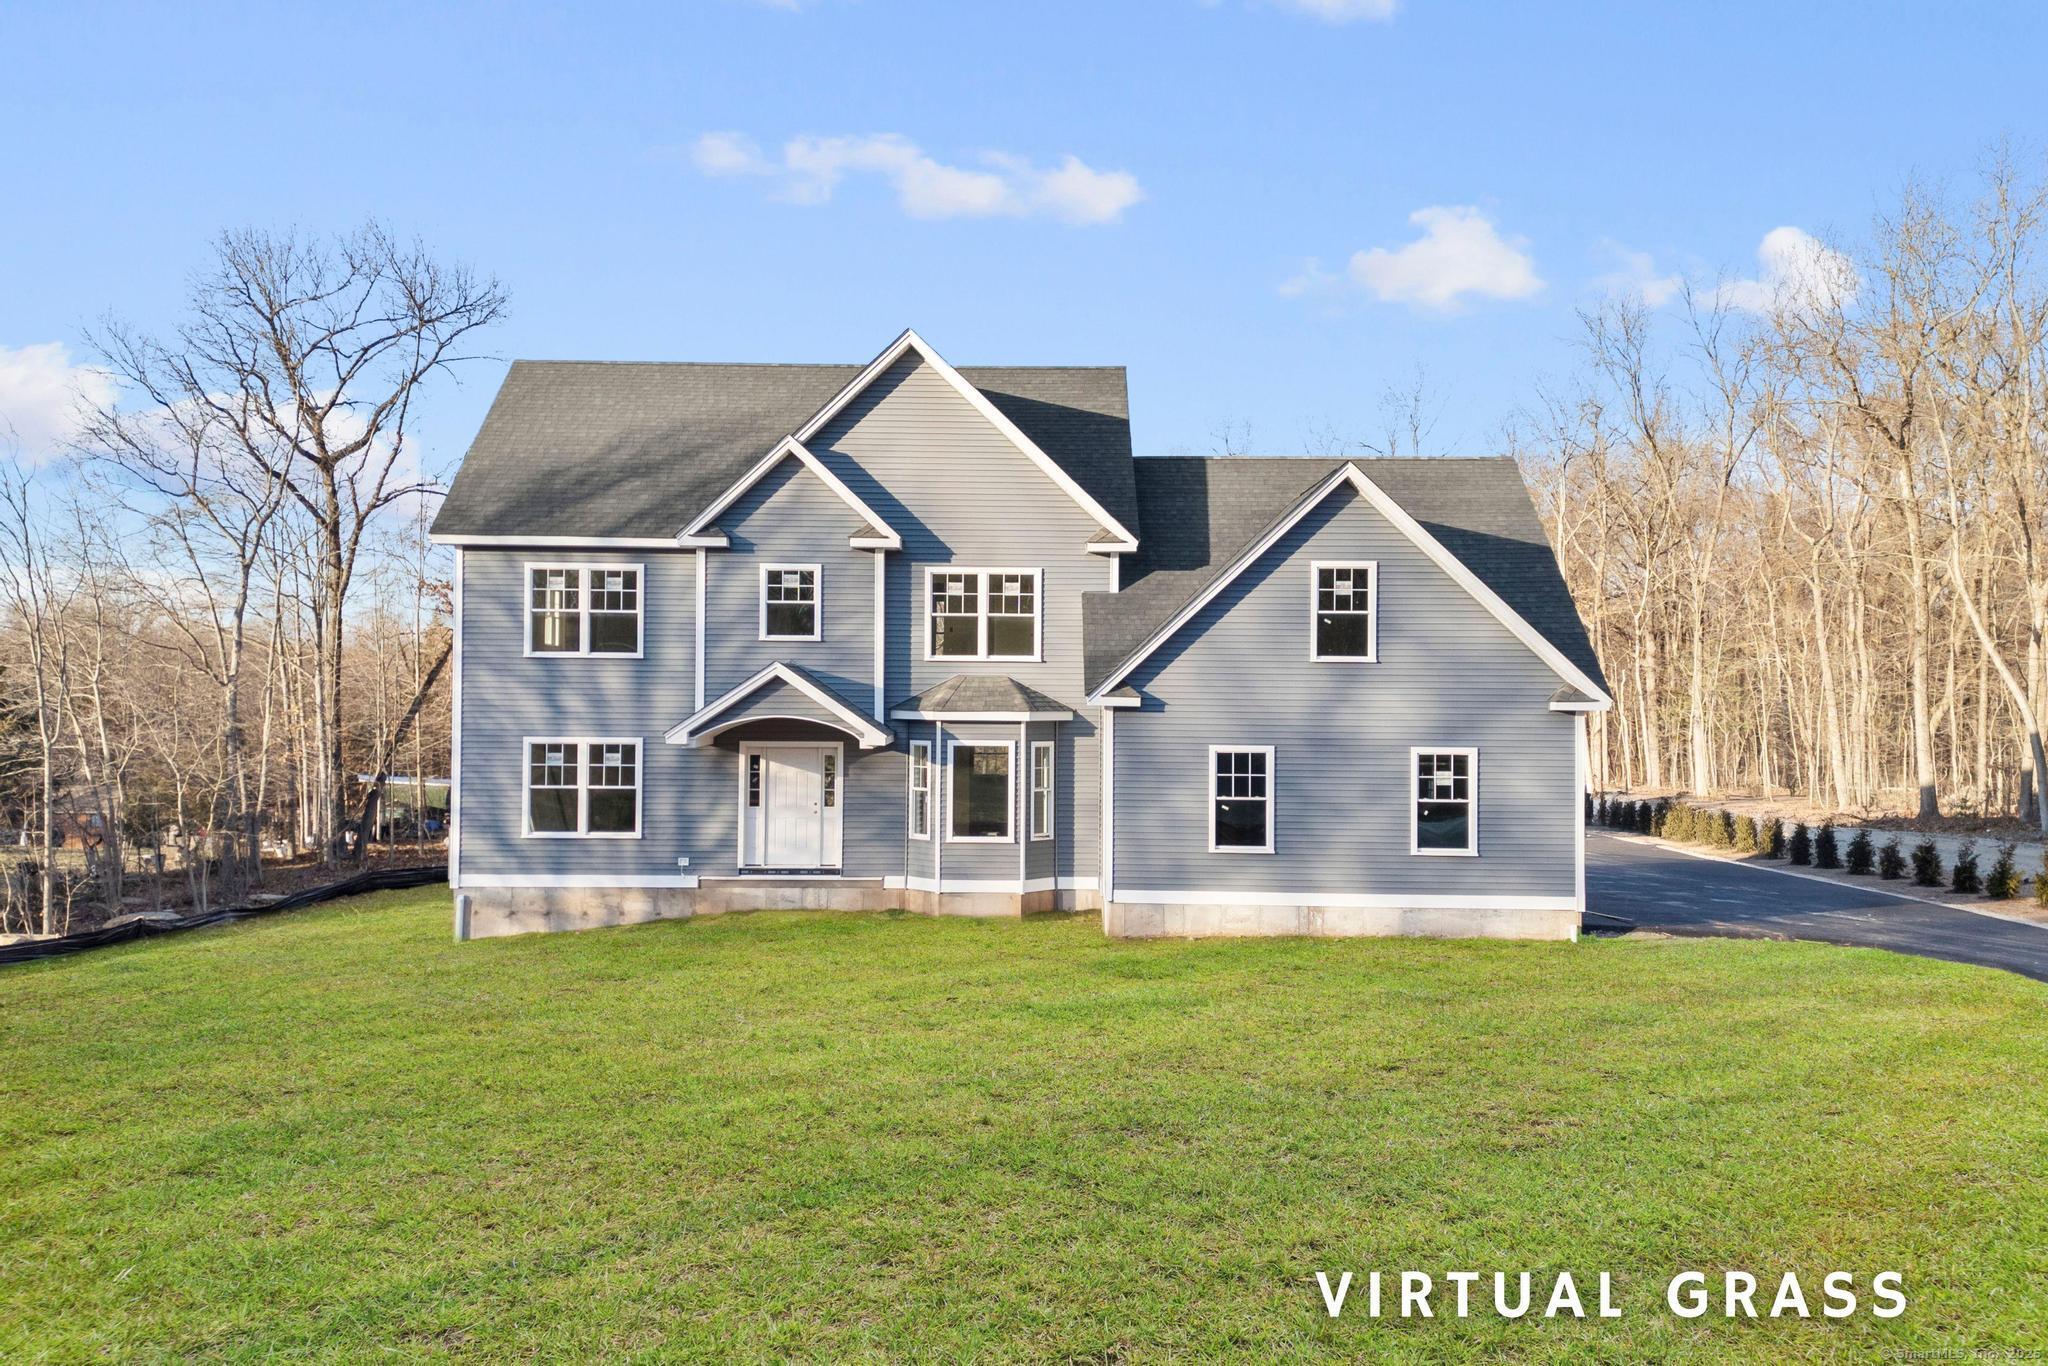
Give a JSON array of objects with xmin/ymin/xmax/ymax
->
[
  {"xmin": 922, "ymin": 567, "xmax": 1043, "ymax": 663},
  {"xmin": 759, "ymin": 563, "xmax": 823, "ymax": 642},
  {"xmin": 908, "ymin": 740, "xmax": 932, "ymax": 840},
  {"xmin": 1029, "ymin": 740, "xmax": 1055, "ymax": 841},
  {"xmin": 523, "ymin": 562, "xmax": 645, "ymax": 659},
  {"xmin": 1410, "ymin": 746, "xmax": 1478, "ymax": 857},
  {"xmin": 946, "ymin": 737, "xmax": 1016, "ymax": 843},
  {"xmin": 522, "ymin": 736, "xmax": 644, "ymax": 839},
  {"xmin": 1309, "ymin": 560, "xmax": 1378, "ymax": 663},
  {"xmin": 1207, "ymin": 745, "xmax": 1275, "ymax": 855}
]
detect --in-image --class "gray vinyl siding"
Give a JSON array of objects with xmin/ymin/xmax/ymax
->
[
  {"xmin": 810, "ymin": 353, "xmax": 1106, "ymax": 883},
  {"xmin": 456, "ymin": 354, "xmax": 1111, "ymax": 893},
  {"xmin": 1113, "ymin": 485, "xmax": 1577, "ymax": 900},
  {"xmin": 455, "ymin": 549, "xmax": 698, "ymax": 882},
  {"xmin": 933, "ymin": 721, "xmax": 1027, "ymax": 884},
  {"xmin": 706, "ymin": 458, "xmax": 879, "ymax": 708}
]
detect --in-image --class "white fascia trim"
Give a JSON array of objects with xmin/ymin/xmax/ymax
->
[
  {"xmin": 886, "ymin": 876, "xmax": 1098, "ymax": 893},
  {"xmin": 792, "ymin": 329, "xmax": 1139, "ymax": 551},
  {"xmin": 1084, "ymin": 462, "xmax": 1613, "ymax": 707},
  {"xmin": 1096, "ymin": 694, "xmax": 1141, "ymax": 710},
  {"xmin": 665, "ymin": 661, "xmax": 892, "ymax": 749},
  {"xmin": 433, "ymin": 534, "xmax": 684, "ymax": 548},
  {"xmin": 457, "ymin": 873, "xmax": 700, "ymax": 889},
  {"xmin": 676, "ymin": 532, "xmax": 730, "ymax": 550},
  {"xmin": 1548, "ymin": 699, "xmax": 1608, "ymax": 713},
  {"xmin": 889, "ymin": 709, "xmax": 1074, "ymax": 722},
  {"xmin": 1109, "ymin": 889, "xmax": 1576, "ymax": 911},
  {"xmin": 678, "ymin": 435, "xmax": 903, "ymax": 549}
]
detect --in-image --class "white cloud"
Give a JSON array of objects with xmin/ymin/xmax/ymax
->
[
  {"xmin": 1712, "ymin": 226, "xmax": 1857, "ymax": 315},
  {"xmin": 690, "ymin": 132, "xmax": 1143, "ymax": 225},
  {"xmin": 0, "ymin": 343, "xmax": 116, "ymax": 463},
  {"xmin": 1593, "ymin": 242, "xmax": 1683, "ymax": 307},
  {"xmin": 1266, "ymin": 0, "xmax": 1400, "ymax": 20},
  {"xmin": 1284, "ymin": 206, "xmax": 1542, "ymax": 311}
]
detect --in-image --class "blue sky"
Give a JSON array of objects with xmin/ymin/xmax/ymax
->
[{"xmin": 2, "ymin": 0, "xmax": 2042, "ymax": 479}]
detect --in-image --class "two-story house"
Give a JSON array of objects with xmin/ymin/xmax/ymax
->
[{"xmin": 430, "ymin": 330, "xmax": 1610, "ymax": 941}]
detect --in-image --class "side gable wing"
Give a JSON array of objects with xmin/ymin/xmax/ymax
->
[{"xmin": 1086, "ymin": 462, "xmax": 1613, "ymax": 708}]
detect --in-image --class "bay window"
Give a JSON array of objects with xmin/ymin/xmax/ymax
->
[{"xmin": 948, "ymin": 741, "xmax": 1014, "ymax": 841}]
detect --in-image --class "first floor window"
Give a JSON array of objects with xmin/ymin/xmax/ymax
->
[
  {"xmin": 908, "ymin": 742, "xmax": 931, "ymax": 839},
  {"xmin": 1210, "ymin": 747, "xmax": 1273, "ymax": 853},
  {"xmin": 927, "ymin": 568, "xmax": 1039, "ymax": 660},
  {"xmin": 761, "ymin": 565, "xmax": 820, "ymax": 640},
  {"xmin": 1413, "ymin": 749, "xmax": 1475, "ymax": 854},
  {"xmin": 949, "ymin": 742, "xmax": 1012, "ymax": 840},
  {"xmin": 1029, "ymin": 741, "xmax": 1054, "ymax": 840},
  {"xmin": 1312, "ymin": 562, "xmax": 1376, "ymax": 660},
  {"xmin": 526, "ymin": 738, "xmax": 641, "ymax": 836},
  {"xmin": 528, "ymin": 564, "xmax": 642, "ymax": 656}
]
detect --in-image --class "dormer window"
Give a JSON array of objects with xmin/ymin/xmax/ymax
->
[
  {"xmin": 1310, "ymin": 562, "xmax": 1376, "ymax": 661},
  {"xmin": 927, "ymin": 569, "xmax": 1039, "ymax": 661},
  {"xmin": 527, "ymin": 564, "xmax": 642, "ymax": 657},
  {"xmin": 760, "ymin": 565, "xmax": 821, "ymax": 641}
]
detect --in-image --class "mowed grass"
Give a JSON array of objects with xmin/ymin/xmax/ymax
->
[{"xmin": 3, "ymin": 896, "xmax": 2046, "ymax": 1362}]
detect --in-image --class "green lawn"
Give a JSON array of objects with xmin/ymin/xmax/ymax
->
[{"xmin": 3, "ymin": 894, "xmax": 2046, "ymax": 1361}]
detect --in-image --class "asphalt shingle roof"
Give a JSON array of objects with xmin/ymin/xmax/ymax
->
[
  {"xmin": 898, "ymin": 675, "xmax": 1073, "ymax": 716},
  {"xmin": 430, "ymin": 360, "xmax": 1135, "ymax": 541},
  {"xmin": 1080, "ymin": 456, "xmax": 1607, "ymax": 697}
]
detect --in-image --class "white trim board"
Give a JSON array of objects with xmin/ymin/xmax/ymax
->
[
  {"xmin": 677, "ymin": 435, "xmax": 903, "ymax": 549},
  {"xmin": 432, "ymin": 534, "xmax": 683, "ymax": 548},
  {"xmin": 790, "ymin": 329, "xmax": 1139, "ymax": 552},
  {"xmin": 1109, "ymin": 889, "xmax": 1576, "ymax": 911},
  {"xmin": 1085, "ymin": 462, "xmax": 1612, "ymax": 708},
  {"xmin": 457, "ymin": 873, "xmax": 701, "ymax": 890},
  {"xmin": 666, "ymin": 661, "xmax": 892, "ymax": 749}
]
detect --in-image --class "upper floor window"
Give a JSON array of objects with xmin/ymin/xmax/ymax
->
[
  {"xmin": 525, "ymin": 738, "xmax": 641, "ymax": 838},
  {"xmin": 527, "ymin": 564, "xmax": 642, "ymax": 657},
  {"xmin": 1311, "ymin": 561, "xmax": 1376, "ymax": 661},
  {"xmin": 928, "ymin": 568, "xmax": 1039, "ymax": 661},
  {"xmin": 1412, "ymin": 748, "xmax": 1476, "ymax": 855},
  {"xmin": 760, "ymin": 565, "xmax": 821, "ymax": 641},
  {"xmin": 1209, "ymin": 746, "xmax": 1273, "ymax": 853}
]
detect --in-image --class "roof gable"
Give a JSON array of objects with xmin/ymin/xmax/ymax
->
[
  {"xmin": 679, "ymin": 437, "xmax": 901, "ymax": 550},
  {"xmin": 1084, "ymin": 458, "xmax": 1610, "ymax": 705},
  {"xmin": 664, "ymin": 662, "xmax": 891, "ymax": 749},
  {"xmin": 794, "ymin": 330, "xmax": 1137, "ymax": 551},
  {"xmin": 430, "ymin": 344, "xmax": 1133, "ymax": 544}
]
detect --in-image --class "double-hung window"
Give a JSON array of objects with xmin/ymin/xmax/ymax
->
[
  {"xmin": 949, "ymin": 741, "xmax": 1014, "ymax": 841},
  {"xmin": 1209, "ymin": 746, "xmax": 1273, "ymax": 853},
  {"xmin": 927, "ymin": 569, "xmax": 1039, "ymax": 660},
  {"xmin": 760, "ymin": 565, "xmax": 821, "ymax": 641},
  {"xmin": 1029, "ymin": 741, "xmax": 1055, "ymax": 841},
  {"xmin": 907, "ymin": 741, "xmax": 931, "ymax": 839},
  {"xmin": 1412, "ymin": 748, "xmax": 1476, "ymax": 855},
  {"xmin": 527, "ymin": 564, "xmax": 643, "ymax": 656},
  {"xmin": 525, "ymin": 738, "xmax": 641, "ymax": 837},
  {"xmin": 1311, "ymin": 561, "xmax": 1376, "ymax": 661}
]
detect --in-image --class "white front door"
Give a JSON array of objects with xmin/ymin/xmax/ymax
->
[{"xmin": 744, "ymin": 744, "xmax": 843, "ymax": 869}]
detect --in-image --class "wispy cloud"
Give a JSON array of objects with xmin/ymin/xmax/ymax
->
[
  {"xmin": 1265, "ymin": 0, "xmax": 1400, "ymax": 21},
  {"xmin": 1592, "ymin": 241, "xmax": 1683, "ymax": 307},
  {"xmin": 1711, "ymin": 226, "xmax": 1857, "ymax": 315},
  {"xmin": 0, "ymin": 342, "xmax": 116, "ymax": 464},
  {"xmin": 690, "ymin": 132, "xmax": 1144, "ymax": 225},
  {"xmin": 1282, "ymin": 205, "xmax": 1542, "ymax": 311}
]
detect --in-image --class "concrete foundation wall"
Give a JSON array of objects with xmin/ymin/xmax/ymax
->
[
  {"xmin": 457, "ymin": 882, "xmax": 1100, "ymax": 939},
  {"xmin": 1102, "ymin": 900, "xmax": 1579, "ymax": 941}
]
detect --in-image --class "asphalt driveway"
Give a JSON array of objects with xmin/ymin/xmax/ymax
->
[{"xmin": 1587, "ymin": 833, "xmax": 2048, "ymax": 983}]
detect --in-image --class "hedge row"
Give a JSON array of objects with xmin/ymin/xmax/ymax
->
[{"xmin": 1589, "ymin": 795, "xmax": 2040, "ymax": 903}]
